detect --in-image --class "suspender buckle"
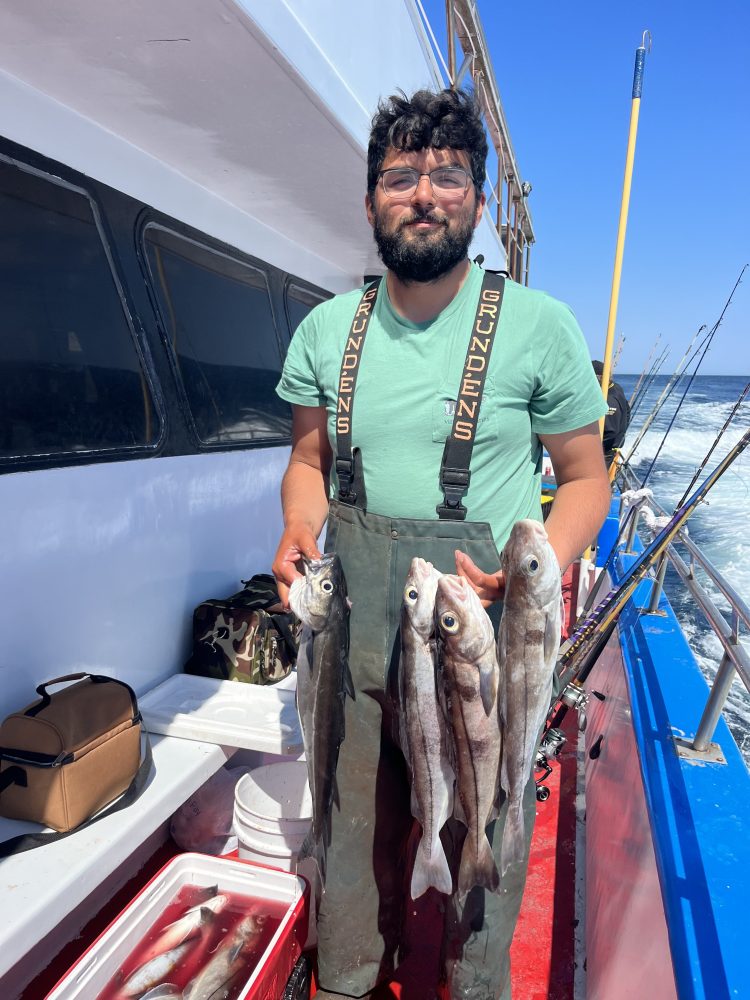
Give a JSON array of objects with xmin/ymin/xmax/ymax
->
[
  {"xmin": 336, "ymin": 457, "xmax": 356, "ymax": 504},
  {"xmin": 436, "ymin": 468, "xmax": 471, "ymax": 520}
]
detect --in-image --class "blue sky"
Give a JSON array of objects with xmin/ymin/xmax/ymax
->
[{"xmin": 423, "ymin": 1, "xmax": 749, "ymax": 375}]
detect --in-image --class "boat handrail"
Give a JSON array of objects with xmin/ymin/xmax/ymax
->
[{"xmin": 618, "ymin": 464, "xmax": 749, "ymax": 755}]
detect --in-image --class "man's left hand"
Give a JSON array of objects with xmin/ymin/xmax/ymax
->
[{"xmin": 455, "ymin": 550, "xmax": 505, "ymax": 607}]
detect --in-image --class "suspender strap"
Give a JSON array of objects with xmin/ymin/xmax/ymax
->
[
  {"xmin": 437, "ymin": 271, "xmax": 506, "ymax": 520},
  {"xmin": 335, "ymin": 278, "xmax": 382, "ymax": 507}
]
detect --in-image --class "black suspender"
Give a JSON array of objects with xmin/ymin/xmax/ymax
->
[
  {"xmin": 335, "ymin": 278, "xmax": 381, "ymax": 506},
  {"xmin": 437, "ymin": 271, "xmax": 506, "ymax": 519},
  {"xmin": 333, "ymin": 270, "xmax": 506, "ymax": 519}
]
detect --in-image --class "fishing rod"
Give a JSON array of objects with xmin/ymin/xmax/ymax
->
[
  {"xmin": 628, "ymin": 345, "xmax": 669, "ymax": 420},
  {"xmin": 635, "ymin": 264, "xmax": 746, "ymax": 487},
  {"xmin": 628, "ymin": 336, "xmax": 661, "ymax": 407},
  {"xmin": 676, "ymin": 380, "xmax": 750, "ymax": 507},
  {"xmin": 617, "ymin": 323, "xmax": 709, "ymax": 474},
  {"xmin": 550, "ymin": 423, "xmax": 750, "ymax": 729},
  {"xmin": 611, "ymin": 334, "xmax": 626, "ymax": 374}
]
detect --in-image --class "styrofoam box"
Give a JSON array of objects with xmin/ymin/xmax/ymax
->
[
  {"xmin": 45, "ymin": 853, "xmax": 309, "ymax": 1000},
  {"xmin": 139, "ymin": 674, "xmax": 303, "ymax": 754}
]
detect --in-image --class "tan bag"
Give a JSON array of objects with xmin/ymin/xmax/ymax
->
[{"xmin": 0, "ymin": 673, "xmax": 150, "ymax": 852}]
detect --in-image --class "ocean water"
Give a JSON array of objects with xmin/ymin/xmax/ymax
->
[{"xmin": 615, "ymin": 373, "xmax": 750, "ymax": 766}]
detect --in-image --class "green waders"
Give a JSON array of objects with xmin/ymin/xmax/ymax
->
[
  {"xmin": 316, "ymin": 271, "xmax": 536, "ymax": 998},
  {"xmin": 316, "ymin": 502, "xmax": 537, "ymax": 999}
]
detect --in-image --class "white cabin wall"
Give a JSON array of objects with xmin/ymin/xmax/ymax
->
[{"xmin": 0, "ymin": 450, "xmax": 289, "ymax": 715}]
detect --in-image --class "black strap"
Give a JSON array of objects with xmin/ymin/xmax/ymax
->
[
  {"xmin": 0, "ymin": 766, "xmax": 27, "ymax": 794},
  {"xmin": 437, "ymin": 271, "xmax": 506, "ymax": 520},
  {"xmin": 0, "ymin": 731, "xmax": 153, "ymax": 858},
  {"xmin": 26, "ymin": 673, "xmax": 139, "ymax": 721},
  {"xmin": 335, "ymin": 278, "xmax": 382, "ymax": 508}
]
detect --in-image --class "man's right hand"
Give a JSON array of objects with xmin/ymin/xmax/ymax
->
[{"xmin": 272, "ymin": 523, "xmax": 322, "ymax": 610}]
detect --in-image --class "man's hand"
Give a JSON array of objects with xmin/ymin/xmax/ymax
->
[
  {"xmin": 455, "ymin": 550, "xmax": 505, "ymax": 607},
  {"xmin": 272, "ymin": 523, "xmax": 322, "ymax": 609}
]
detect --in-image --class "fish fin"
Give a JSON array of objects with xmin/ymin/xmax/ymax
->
[
  {"xmin": 343, "ymin": 661, "xmax": 356, "ymax": 700},
  {"xmin": 458, "ymin": 832, "xmax": 500, "ymax": 895},
  {"xmin": 500, "ymin": 796, "xmax": 526, "ymax": 876},
  {"xmin": 544, "ymin": 608, "xmax": 561, "ymax": 662},
  {"xmin": 411, "ymin": 834, "xmax": 453, "ymax": 899},
  {"xmin": 479, "ymin": 662, "xmax": 497, "ymax": 716}
]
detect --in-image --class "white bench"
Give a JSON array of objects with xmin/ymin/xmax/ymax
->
[{"xmin": 0, "ymin": 732, "xmax": 238, "ymax": 996}]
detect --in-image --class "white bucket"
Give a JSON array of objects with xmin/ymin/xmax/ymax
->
[{"xmin": 233, "ymin": 761, "xmax": 312, "ymax": 870}]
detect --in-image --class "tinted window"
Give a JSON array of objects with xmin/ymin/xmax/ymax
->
[
  {"xmin": 286, "ymin": 282, "xmax": 326, "ymax": 337},
  {"xmin": 0, "ymin": 161, "xmax": 160, "ymax": 461},
  {"xmin": 144, "ymin": 226, "xmax": 290, "ymax": 444}
]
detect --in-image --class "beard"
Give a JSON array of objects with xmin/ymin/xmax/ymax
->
[{"xmin": 372, "ymin": 205, "xmax": 475, "ymax": 283}]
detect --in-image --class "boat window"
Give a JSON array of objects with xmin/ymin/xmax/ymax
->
[
  {"xmin": 285, "ymin": 282, "xmax": 327, "ymax": 338},
  {"xmin": 143, "ymin": 226, "xmax": 291, "ymax": 445},
  {"xmin": 0, "ymin": 160, "xmax": 160, "ymax": 463}
]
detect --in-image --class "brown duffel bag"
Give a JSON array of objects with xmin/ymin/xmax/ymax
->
[{"xmin": 0, "ymin": 673, "xmax": 151, "ymax": 855}]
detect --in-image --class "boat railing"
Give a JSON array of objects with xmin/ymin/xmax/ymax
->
[
  {"xmin": 413, "ymin": 0, "xmax": 535, "ymax": 285},
  {"xmin": 618, "ymin": 464, "xmax": 750, "ymax": 760}
]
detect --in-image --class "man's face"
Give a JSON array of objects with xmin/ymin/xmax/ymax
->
[{"xmin": 365, "ymin": 146, "xmax": 485, "ymax": 283}]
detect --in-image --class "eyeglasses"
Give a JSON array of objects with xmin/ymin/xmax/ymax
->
[{"xmin": 378, "ymin": 166, "xmax": 472, "ymax": 198}]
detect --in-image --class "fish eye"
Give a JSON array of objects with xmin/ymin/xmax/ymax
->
[
  {"xmin": 439, "ymin": 612, "xmax": 460, "ymax": 633},
  {"xmin": 321, "ymin": 580, "xmax": 334, "ymax": 593},
  {"xmin": 527, "ymin": 557, "xmax": 540, "ymax": 573},
  {"xmin": 404, "ymin": 585, "xmax": 419, "ymax": 604}
]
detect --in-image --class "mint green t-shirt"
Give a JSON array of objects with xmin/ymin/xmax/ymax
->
[{"xmin": 276, "ymin": 263, "xmax": 606, "ymax": 552}]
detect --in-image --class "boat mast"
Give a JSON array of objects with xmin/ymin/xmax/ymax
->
[{"xmin": 601, "ymin": 31, "xmax": 652, "ymax": 447}]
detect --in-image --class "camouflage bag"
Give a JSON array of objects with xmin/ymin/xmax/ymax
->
[{"xmin": 184, "ymin": 574, "xmax": 298, "ymax": 685}]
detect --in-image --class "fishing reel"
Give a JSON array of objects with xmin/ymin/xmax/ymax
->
[
  {"xmin": 556, "ymin": 681, "xmax": 605, "ymax": 733},
  {"xmin": 534, "ymin": 726, "xmax": 567, "ymax": 802}
]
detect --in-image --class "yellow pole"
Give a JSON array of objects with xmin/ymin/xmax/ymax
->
[{"xmin": 600, "ymin": 31, "xmax": 652, "ymax": 435}]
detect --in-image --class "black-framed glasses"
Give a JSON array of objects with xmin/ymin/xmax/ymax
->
[{"xmin": 378, "ymin": 166, "xmax": 472, "ymax": 198}]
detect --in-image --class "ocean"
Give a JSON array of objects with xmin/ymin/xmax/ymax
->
[{"xmin": 615, "ymin": 373, "xmax": 750, "ymax": 767}]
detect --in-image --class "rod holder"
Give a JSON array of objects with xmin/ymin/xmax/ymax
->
[
  {"xmin": 624, "ymin": 506, "xmax": 641, "ymax": 553},
  {"xmin": 692, "ymin": 651, "xmax": 736, "ymax": 753},
  {"xmin": 646, "ymin": 554, "xmax": 669, "ymax": 613}
]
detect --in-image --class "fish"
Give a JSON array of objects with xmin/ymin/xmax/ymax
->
[
  {"xmin": 289, "ymin": 552, "xmax": 353, "ymax": 868},
  {"xmin": 121, "ymin": 942, "xmax": 193, "ymax": 997},
  {"xmin": 399, "ymin": 557, "xmax": 454, "ymax": 898},
  {"xmin": 436, "ymin": 574, "xmax": 502, "ymax": 895},
  {"xmin": 497, "ymin": 519, "xmax": 562, "ymax": 875},
  {"xmin": 183, "ymin": 912, "xmax": 268, "ymax": 1000},
  {"xmin": 140, "ymin": 986, "xmax": 182, "ymax": 1000},
  {"xmin": 139, "ymin": 891, "xmax": 229, "ymax": 963}
]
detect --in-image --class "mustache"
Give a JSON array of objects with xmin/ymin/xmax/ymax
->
[{"xmin": 399, "ymin": 211, "xmax": 448, "ymax": 229}]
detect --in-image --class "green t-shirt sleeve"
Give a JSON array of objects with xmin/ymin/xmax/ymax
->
[
  {"xmin": 276, "ymin": 308, "xmax": 327, "ymax": 408},
  {"xmin": 530, "ymin": 299, "xmax": 608, "ymax": 434}
]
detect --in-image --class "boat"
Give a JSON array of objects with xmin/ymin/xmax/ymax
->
[{"xmin": 0, "ymin": 2, "xmax": 748, "ymax": 998}]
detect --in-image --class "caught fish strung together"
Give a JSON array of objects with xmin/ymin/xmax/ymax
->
[
  {"xmin": 399, "ymin": 557, "xmax": 454, "ymax": 899},
  {"xmin": 182, "ymin": 912, "xmax": 268, "ymax": 1000},
  {"xmin": 289, "ymin": 552, "xmax": 353, "ymax": 873},
  {"xmin": 436, "ymin": 574, "xmax": 502, "ymax": 895},
  {"xmin": 497, "ymin": 519, "xmax": 562, "ymax": 876}
]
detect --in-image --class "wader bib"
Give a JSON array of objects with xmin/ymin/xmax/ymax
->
[{"xmin": 317, "ymin": 273, "xmax": 536, "ymax": 1000}]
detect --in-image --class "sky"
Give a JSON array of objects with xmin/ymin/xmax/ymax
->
[{"xmin": 422, "ymin": 0, "xmax": 749, "ymax": 375}]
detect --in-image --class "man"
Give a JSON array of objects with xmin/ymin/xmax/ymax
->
[
  {"xmin": 273, "ymin": 89, "xmax": 610, "ymax": 999},
  {"xmin": 593, "ymin": 359, "xmax": 631, "ymax": 466}
]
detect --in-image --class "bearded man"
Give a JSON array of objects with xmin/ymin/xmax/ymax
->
[{"xmin": 273, "ymin": 89, "xmax": 610, "ymax": 999}]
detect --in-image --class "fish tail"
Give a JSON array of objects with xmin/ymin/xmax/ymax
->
[
  {"xmin": 410, "ymin": 834, "xmax": 453, "ymax": 899},
  {"xmin": 500, "ymin": 796, "xmax": 526, "ymax": 876},
  {"xmin": 458, "ymin": 832, "xmax": 500, "ymax": 895}
]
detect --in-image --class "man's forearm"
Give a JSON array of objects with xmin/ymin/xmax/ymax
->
[
  {"xmin": 281, "ymin": 460, "xmax": 330, "ymax": 537},
  {"xmin": 544, "ymin": 477, "xmax": 611, "ymax": 572}
]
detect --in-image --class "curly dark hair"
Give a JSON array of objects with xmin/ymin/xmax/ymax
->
[{"xmin": 367, "ymin": 88, "xmax": 487, "ymax": 198}]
